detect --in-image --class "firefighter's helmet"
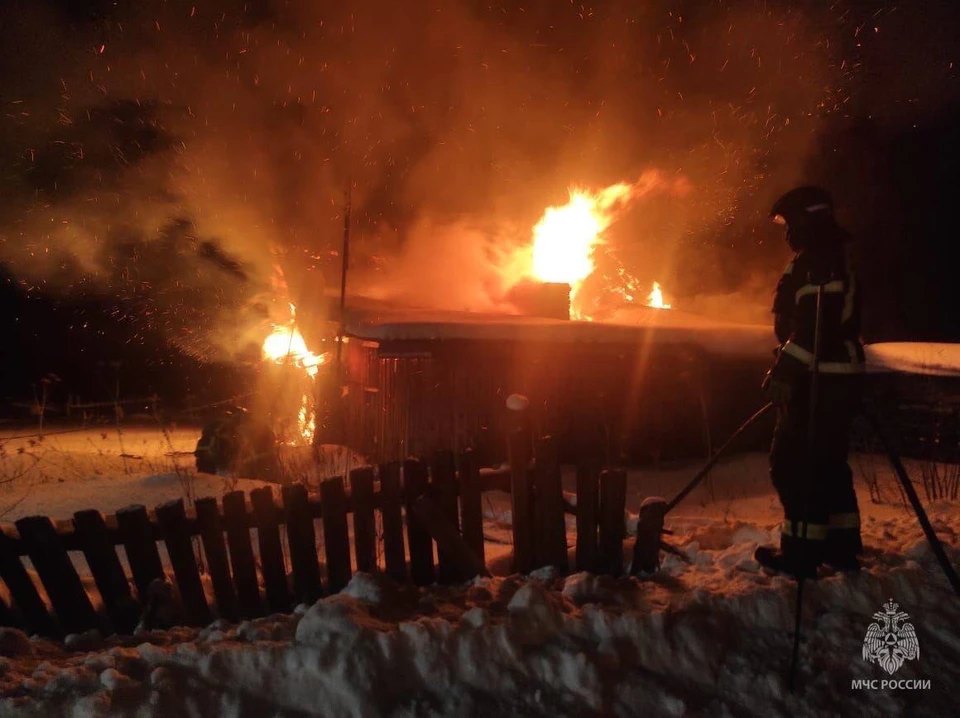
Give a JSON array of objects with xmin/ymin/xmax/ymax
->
[{"xmin": 770, "ymin": 186, "xmax": 834, "ymax": 227}]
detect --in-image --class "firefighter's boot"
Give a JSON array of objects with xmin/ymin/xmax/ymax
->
[
  {"xmin": 823, "ymin": 512, "xmax": 862, "ymax": 572},
  {"xmin": 755, "ymin": 523, "xmax": 825, "ymax": 580}
]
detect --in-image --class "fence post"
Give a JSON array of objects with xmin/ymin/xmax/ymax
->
[
  {"xmin": 534, "ymin": 436, "xmax": 568, "ymax": 572},
  {"xmin": 598, "ymin": 469, "xmax": 627, "ymax": 576},
  {"xmin": 320, "ymin": 477, "xmax": 352, "ymax": 593},
  {"xmin": 250, "ymin": 487, "xmax": 292, "ymax": 615},
  {"xmin": 155, "ymin": 499, "xmax": 212, "ymax": 627},
  {"xmin": 194, "ymin": 497, "xmax": 240, "ymax": 623},
  {"xmin": 575, "ymin": 463, "xmax": 600, "ymax": 573},
  {"xmin": 431, "ymin": 450, "xmax": 461, "ymax": 583},
  {"xmin": 507, "ymin": 425, "xmax": 534, "ymax": 574}
]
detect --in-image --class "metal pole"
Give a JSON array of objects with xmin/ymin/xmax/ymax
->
[
  {"xmin": 315, "ymin": 180, "xmax": 352, "ymax": 455},
  {"xmin": 788, "ymin": 283, "xmax": 825, "ymax": 693},
  {"xmin": 864, "ymin": 412, "xmax": 960, "ymax": 597},
  {"xmin": 336, "ymin": 179, "xmax": 352, "ymax": 371}
]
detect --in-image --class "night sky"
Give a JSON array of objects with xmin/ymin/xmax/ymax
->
[{"xmin": 1, "ymin": 0, "xmax": 958, "ymax": 403}]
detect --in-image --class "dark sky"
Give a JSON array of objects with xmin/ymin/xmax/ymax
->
[{"xmin": 0, "ymin": 0, "xmax": 958, "ymax": 398}]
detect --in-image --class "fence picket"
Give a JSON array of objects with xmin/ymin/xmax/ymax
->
[
  {"xmin": 574, "ymin": 463, "xmax": 600, "ymax": 572},
  {"xmin": 0, "ymin": 529, "xmax": 58, "ymax": 636},
  {"xmin": 403, "ymin": 459, "xmax": 435, "ymax": 586},
  {"xmin": 222, "ymin": 491, "xmax": 263, "ymax": 618},
  {"xmin": 534, "ymin": 436, "xmax": 568, "ymax": 572},
  {"xmin": 458, "ymin": 449, "xmax": 485, "ymax": 567},
  {"xmin": 250, "ymin": 487, "xmax": 291, "ymax": 614},
  {"xmin": 155, "ymin": 499, "xmax": 212, "ymax": 627},
  {"xmin": 598, "ymin": 469, "xmax": 628, "ymax": 576},
  {"xmin": 431, "ymin": 450, "xmax": 461, "ymax": 583},
  {"xmin": 507, "ymin": 428, "xmax": 534, "ymax": 574},
  {"xmin": 320, "ymin": 477, "xmax": 352, "ymax": 593},
  {"xmin": 73, "ymin": 509, "xmax": 140, "ymax": 634},
  {"xmin": 15, "ymin": 516, "xmax": 100, "ymax": 636},
  {"xmin": 281, "ymin": 484, "xmax": 323, "ymax": 605},
  {"xmin": 115, "ymin": 505, "xmax": 165, "ymax": 602},
  {"xmin": 378, "ymin": 462, "xmax": 407, "ymax": 583},
  {"xmin": 350, "ymin": 468, "xmax": 377, "ymax": 574},
  {"xmin": 194, "ymin": 497, "xmax": 240, "ymax": 622}
]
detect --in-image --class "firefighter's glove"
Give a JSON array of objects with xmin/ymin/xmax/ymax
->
[{"xmin": 762, "ymin": 370, "xmax": 793, "ymax": 406}]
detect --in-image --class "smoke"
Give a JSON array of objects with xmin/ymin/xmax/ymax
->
[{"xmin": 1, "ymin": 0, "xmax": 934, "ymax": 353}]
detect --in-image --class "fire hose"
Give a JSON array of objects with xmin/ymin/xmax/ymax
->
[{"xmin": 628, "ymin": 401, "xmax": 774, "ymax": 576}]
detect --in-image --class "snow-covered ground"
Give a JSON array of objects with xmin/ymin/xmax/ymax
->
[{"xmin": 1, "ymin": 425, "xmax": 959, "ymax": 716}]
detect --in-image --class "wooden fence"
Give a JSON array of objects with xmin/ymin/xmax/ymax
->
[{"xmin": 0, "ymin": 436, "xmax": 628, "ymax": 639}]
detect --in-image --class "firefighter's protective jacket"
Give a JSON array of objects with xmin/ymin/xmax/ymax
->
[{"xmin": 771, "ymin": 225, "xmax": 864, "ymax": 377}]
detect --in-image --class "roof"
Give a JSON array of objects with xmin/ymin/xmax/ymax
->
[
  {"xmin": 342, "ymin": 300, "xmax": 775, "ymax": 359},
  {"xmin": 338, "ymin": 297, "xmax": 960, "ymax": 374}
]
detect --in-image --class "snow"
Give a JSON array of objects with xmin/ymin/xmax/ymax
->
[
  {"xmin": 347, "ymin": 301, "xmax": 960, "ymax": 378},
  {"xmin": 1, "ymin": 427, "xmax": 959, "ymax": 716},
  {"xmin": 865, "ymin": 342, "xmax": 960, "ymax": 376},
  {"xmin": 0, "ymin": 427, "xmax": 364, "ymax": 522}
]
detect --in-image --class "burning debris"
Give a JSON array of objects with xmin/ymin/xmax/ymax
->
[
  {"xmin": 647, "ymin": 281, "xmax": 671, "ymax": 310},
  {"xmin": 261, "ymin": 303, "xmax": 330, "ymax": 445}
]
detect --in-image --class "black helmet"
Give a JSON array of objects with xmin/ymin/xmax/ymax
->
[{"xmin": 770, "ymin": 186, "xmax": 833, "ymax": 227}]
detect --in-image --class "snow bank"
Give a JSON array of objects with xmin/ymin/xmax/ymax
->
[{"xmin": 865, "ymin": 342, "xmax": 960, "ymax": 376}]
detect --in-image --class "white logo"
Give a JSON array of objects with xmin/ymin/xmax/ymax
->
[{"xmin": 862, "ymin": 599, "xmax": 920, "ymax": 675}]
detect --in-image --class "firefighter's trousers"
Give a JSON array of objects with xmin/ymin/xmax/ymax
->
[{"xmin": 769, "ymin": 374, "xmax": 863, "ymax": 565}]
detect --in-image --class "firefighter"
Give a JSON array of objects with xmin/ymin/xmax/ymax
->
[{"xmin": 755, "ymin": 186, "xmax": 865, "ymax": 578}]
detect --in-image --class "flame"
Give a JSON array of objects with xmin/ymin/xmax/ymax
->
[
  {"xmin": 262, "ymin": 303, "xmax": 328, "ymax": 443},
  {"xmin": 529, "ymin": 183, "xmax": 633, "ymax": 316},
  {"xmin": 522, "ymin": 175, "xmax": 673, "ymax": 318},
  {"xmin": 647, "ymin": 281, "xmax": 671, "ymax": 310}
]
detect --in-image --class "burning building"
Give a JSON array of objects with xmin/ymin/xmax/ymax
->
[
  {"xmin": 327, "ymin": 295, "xmax": 773, "ymax": 465},
  {"xmin": 288, "ymin": 174, "xmax": 777, "ymax": 467}
]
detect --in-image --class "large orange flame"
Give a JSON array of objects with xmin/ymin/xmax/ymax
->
[
  {"xmin": 523, "ymin": 174, "xmax": 673, "ymax": 318},
  {"xmin": 647, "ymin": 281, "xmax": 671, "ymax": 310},
  {"xmin": 531, "ymin": 183, "xmax": 633, "ymax": 290}
]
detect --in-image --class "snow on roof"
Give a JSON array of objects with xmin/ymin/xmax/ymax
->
[
  {"xmin": 864, "ymin": 342, "xmax": 960, "ymax": 376},
  {"xmin": 343, "ymin": 301, "xmax": 775, "ymax": 359},
  {"xmin": 342, "ymin": 299, "xmax": 960, "ymax": 373}
]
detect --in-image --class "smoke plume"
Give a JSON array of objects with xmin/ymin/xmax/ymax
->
[{"xmin": 1, "ymin": 0, "xmax": 946, "ymax": 355}]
